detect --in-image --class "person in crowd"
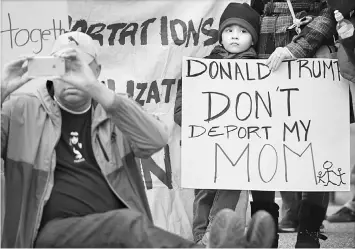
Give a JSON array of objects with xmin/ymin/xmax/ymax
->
[
  {"xmin": 250, "ymin": 0, "xmax": 337, "ymax": 247},
  {"xmin": 174, "ymin": 2, "xmax": 275, "ymax": 247},
  {"xmin": 325, "ymin": 0, "xmax": 355, "ymax": 224},
  {"xmin": 1, "ymin": 31, "xmax": 275, "ymax": 248}
]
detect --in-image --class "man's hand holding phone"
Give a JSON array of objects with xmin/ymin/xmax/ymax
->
[
  {"xmin": 1, "ymin": 56, "xmax": 34, "ymax": 103},
  {"xmin": 1, "ymin": 54, "xmax": 69, "ymax": 103},
  {"xmin": 2, "ymin": 47, "xmax": 100, "ymax": 105},
  {"xmin": 56, "ymin": 48, "xmax": 98, "ymax": 91},
  {"xmin": 56, "ymin": 48, "xmax": 115, "ymax": 110}
]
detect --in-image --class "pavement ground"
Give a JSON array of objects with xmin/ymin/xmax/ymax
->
[{"xmin": 238, "ymin": 193, "xmax": 354, "ymax": 248}]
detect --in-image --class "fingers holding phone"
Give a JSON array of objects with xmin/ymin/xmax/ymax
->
[
  {"xmin": 1, "ymin": 56, "xmax": 35, "ymax": 101},
  {"xmin": 55, "ymin": 49, "xmax": 98, "ymax": 90},
  {"xmin": 1, "ymin": 52, "xmax": 90, "ymax": 102},
  {"xmin": 27, "ymin": 51, "xmax": 86, "ymax": 79},
  {"xmin": 56, "ymin": 48, "xmax": 91, "ymax": 73},
  {"xmin": 3, "ymin": 55, "xmax": 32, "ymax": 80}
]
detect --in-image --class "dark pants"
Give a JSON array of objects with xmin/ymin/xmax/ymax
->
[
  {"xmin": 283, "ymin": 191, "xmax": 329, "ymax": 214},
  {"xmin": 302, "ymin": 192, "xmax": 329, "ymax": 209},
  {"xmin": 280, "ymin": 191, "xmax": 329, "ymax": 225},
  {"xmin": 192, "ymin": 189, "xmax": 274, "ymax": 242},
  {"xmin": 35, "ymin": 209, "xmax": 197, "ymax": 248},
  {"xmin": 280, "ymin": 191, "xmax": 301, "ymax": 223}
]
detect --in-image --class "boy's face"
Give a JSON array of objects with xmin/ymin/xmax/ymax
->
[{"xmin": 221, "ymin": 24, "xmax": 253, "ymax": 54}]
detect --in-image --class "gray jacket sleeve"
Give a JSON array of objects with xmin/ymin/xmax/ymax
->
[{"xmin": 105, "ymin": 93, "xmax": 169, "ymax": 158}]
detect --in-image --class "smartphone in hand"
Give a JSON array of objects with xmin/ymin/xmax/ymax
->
[{"xmin": 28, "ymin": 56, "xmax": 65, "ymax": 77}]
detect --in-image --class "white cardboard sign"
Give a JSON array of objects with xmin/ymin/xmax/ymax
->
[{"xmin": 181, "ymin": 57, "xmax": 350, "ymax": 191}]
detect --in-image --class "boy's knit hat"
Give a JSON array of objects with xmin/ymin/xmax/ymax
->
[
  {"xmin": 327, "ymin": 0, "xmax": 355, "ymax": 17},
  {"xmin": 219, "ymin": 2, "xmax": 260, "ymax": 44}
]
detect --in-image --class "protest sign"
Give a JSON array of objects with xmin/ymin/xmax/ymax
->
[{"xmin": 181, "ymin": 57, "xmax": 351, "ymax": 191}]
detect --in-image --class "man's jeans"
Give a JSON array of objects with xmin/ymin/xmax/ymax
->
[
  {"xmin": 192, "ymin": 189, "xmax": 241, "ymax": 243},
  {"xmin": 280, "ymin": 192, "xmax": 301, "ymax": 223},
  {"xmin": 35, "ymin": 209, "xmax": 197, "ymax": 248}
]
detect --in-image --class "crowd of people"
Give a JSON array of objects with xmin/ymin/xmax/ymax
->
[{"xmin": 1, "ymin": 0, "xmax": 354, "ymax": 248}]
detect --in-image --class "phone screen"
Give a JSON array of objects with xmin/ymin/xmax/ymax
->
[{"xmin": 28, "ymin": 56, "xmax": 65, "ymax": 77}]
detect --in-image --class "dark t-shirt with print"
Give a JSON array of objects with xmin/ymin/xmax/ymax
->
[{"xmin": 41, "ymin": 107, "xmax": 125, "ymax": 226}]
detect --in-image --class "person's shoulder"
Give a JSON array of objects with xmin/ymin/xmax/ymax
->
[
  {"xmin": 2, "ymin": 92, "xmax": 40, "ymax": 114},
  {"xmin": 202, "ymin": 45, "xmax": 223, "ymax": 59},
  {"xmin": 3, "ymin": 81, "xmax": 44, "ymax": 112},
  {"xmin": 5, "ymin": 91, "xmax": 37, "ymax": 104},
  {"xmin": 204, "ymin": 53, "xmax": 223, "ymax": 59}
]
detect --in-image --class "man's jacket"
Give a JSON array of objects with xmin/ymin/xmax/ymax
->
[{"xmin": 1, "ymin": 80, "xmax": 169, "ymax": 247}]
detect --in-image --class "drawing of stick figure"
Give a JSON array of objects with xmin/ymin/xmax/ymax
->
[
  {"xmin": 320, "ymin": 161, "xmax": 338, "ymax": 186},
  {"xmin": 317, "ymin": 171, "xmax": 326, "ymax": 184},
  {"xmin": 336, "ymin": 168, "xmax": 346, "ymax": 186}
]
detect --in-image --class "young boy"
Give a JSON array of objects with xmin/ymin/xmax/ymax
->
[
  {"xmin": 326, "ymin": 0, "xmax": 355, "ymax": 224},
  {"xmin": 174, "ymin": 2, "xmax": 276, "ymax": 246}
]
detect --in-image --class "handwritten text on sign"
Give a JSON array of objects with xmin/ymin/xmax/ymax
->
[{"xmin": 181, "ymin": 57, "xmax": 350, "ymax": 191}]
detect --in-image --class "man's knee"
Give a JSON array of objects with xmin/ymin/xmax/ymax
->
[{"xmin": 108, "ymin": 209, "xmax": 153, "ymax": 230}]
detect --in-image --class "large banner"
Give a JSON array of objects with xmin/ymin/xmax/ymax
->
[
  {"xmin": 1, "ymin": 0, "xmax": 249, "ymax": 240},
  {"xmin": 181, "ymin": 57, "xmax": 350, "ymax": 191}
]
